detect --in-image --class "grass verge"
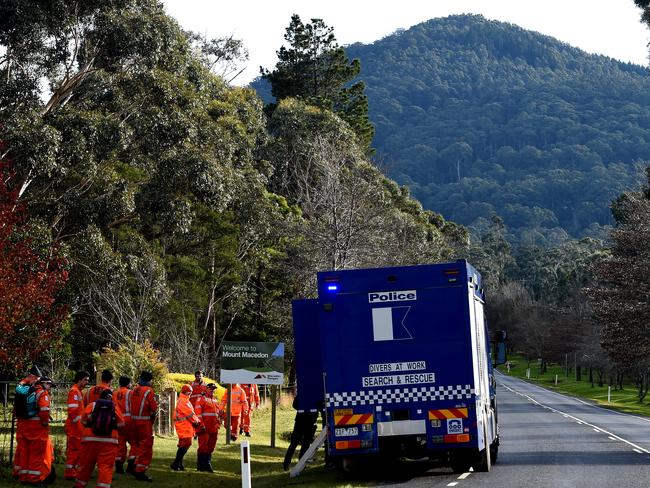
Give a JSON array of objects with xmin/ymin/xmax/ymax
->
[
  {"xmin": 499, "ymin": 355, "xmax": 650, "ymax": 417},
  {"xmin": 2, "ymin": 404, "xmax": 373, "ymax": 488}
]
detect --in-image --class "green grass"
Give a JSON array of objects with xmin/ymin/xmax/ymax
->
[
  {"xmin": 499, "ymin": 355, "xmax": 650, "ymax": 417},
  {"xmin": 2, "ymin": 405, "xmax": 371, "ymax": 488}
]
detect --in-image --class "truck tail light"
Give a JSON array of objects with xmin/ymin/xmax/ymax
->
[
  {"xmin": 444, "ymin": 434, "xmax": 470, "ymax": 443},
  {"xmin": 336, "ymin": 440, "xmax": 361, "ymax": 450}
]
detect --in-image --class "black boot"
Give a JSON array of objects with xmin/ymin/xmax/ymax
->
[
  {"xmin": 204, "ymin": 454, "xmax": 214, "ymax": 473},
  {"xmin": 197, "ymin": 453, "xmax": 206, "ymax": 472},
  {"xmin": 115, "ymin": 461, "xmax": 125, "ymax": 474},
  {"xmin": 135, "ymin": 471, "xmax": 153, "ymax": 482},
  {"xmin": 126, "ymin": 459, "xmax": 136, "ymax": 475},
  {"xmin": 170, "ymin": 447, "xmax": 188, "ymax": 471}
]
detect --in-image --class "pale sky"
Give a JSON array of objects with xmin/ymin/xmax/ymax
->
[{"xmin": 163, "ymin": 0, "xmax": 650, "ymax": 85}]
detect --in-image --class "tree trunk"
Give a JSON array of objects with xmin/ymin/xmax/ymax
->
[
  {"xmin": 589, "ymin": 366, "xmax": 593, "ymax": 387},
  {"xmin": 638, "ymin": 372, "xmax": 649, "ymax": 403},
  {"xmin": 576, "ymin": 365, "xmax": 581, "ymax": 382}
]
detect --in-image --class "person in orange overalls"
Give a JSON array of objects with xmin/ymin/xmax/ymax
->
[
  {"xmin": 170, "ymin": 384, "xmax": 201, "ymax": 471},
  {"xmin": 16, "ymin": 375, "xmax": 55, "ymax": 485},
  {"xmin": 73, "ymin": 389, "xmax": 125, "ymax": 488},
  {"xmin": 240, "ymin": 384, "xmax": 260, "ymax": 437},
  {"xmin": 84, "ymin": 369, "xmax": 113, "ymax": 405},
  {"xmin": 64, "ymin": 371, "xmax": 90, "ymax": 480},
  {"xmin": 13, "ymin": 365, "xmax": 41, "ymax": 479},
  {"xmin": 129, "ymin": 371, "xmax": 158, "ymax": 482},
  {"xmin": 114, "ymin": 376, "xmax": 134, "ymax": 474},
  {"xmin": 190, "ymin": 370, "xmax": 207, "ymax": 407},
  {"xmin": 220, "ymin": 383, "xmax": 248, "ymax": 441},
  {"xmin": 195, "ymin": 383, "xmax": 222, "ymax": 472}
]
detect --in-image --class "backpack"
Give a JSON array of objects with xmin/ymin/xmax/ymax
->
[
  {"xmin": 90, "ymin": 399, "xmax": 117, "ymax": 436},
  {"xmin": 14, "ymin": 384, "xmax": 37, "ymax": 419}
]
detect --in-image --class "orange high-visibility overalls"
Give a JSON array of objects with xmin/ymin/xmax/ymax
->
[
  {"xmin": 173, "ymin": 392, "xmax": 200, "ymax": 448},
  {"xmin": 240, "ymin": 384, "xmax": 260, "ymax": 434},
  {"xmin": 65, "ymin": 384, "xmax": 85, "ymax": 479},
  {"xmin": 189, "ymin": 381, "xmax": 206, "ymax": 407},
  {"xmin": 16, "ymin": 385, "xmax": 54, "ymax": 484},
  {"xmin": 220, "ymin": 384, "xmax": 248, "ymax": 440},
  {"xmin": 130, "ymin": 384, "xmax": 157, "ymax": 474},
  {"xmin": 114, "ymin": 386, "xmax": 134, "ymax": 465},
  {"xmin": 73, "ymin": 400, "xmax": 125, "ymax": 488},
  {"xmin": 196, "ymin": 393, "xmax": 222, "ymax": 456},
  {"xmin": 83, "ymin": 382, "xmax": 111, "ymax": 405}
]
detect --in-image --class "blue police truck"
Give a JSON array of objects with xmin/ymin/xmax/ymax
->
[{"xmin": 292, "ymin": 260, "xmax": 505, "ymax": 472}]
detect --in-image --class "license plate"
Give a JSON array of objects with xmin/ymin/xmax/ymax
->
[{"xmin": 335, "ymin": 427, "xmax": 359, "ymax": 437}]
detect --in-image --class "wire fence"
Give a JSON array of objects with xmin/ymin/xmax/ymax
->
[
  {"xmin": 0, "ymin": 381, "xmax": 176, "ymax": 466},
  {"xmin": 0, "ymin": 381, "xmax": 294, "ymax": 466}
]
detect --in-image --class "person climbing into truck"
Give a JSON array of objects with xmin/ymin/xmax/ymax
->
[{"xmin": 283, "ymin": 396, "xmax": 318, "ymax": 471}]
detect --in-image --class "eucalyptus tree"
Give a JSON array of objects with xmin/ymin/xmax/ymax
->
[
  {"xmin": 0, "ymin": 0, "xmax": 281, "ymax": 369},
  {"xmin": 266, "ymin": 98, "xmax": 461, "ymax": 281},
  {"xmin": 590, "ymin": 170, "xmax": 650, "ymax": 400}
]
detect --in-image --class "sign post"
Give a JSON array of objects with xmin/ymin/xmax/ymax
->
[
  {"xmin": 225, "ymin": 384, "xmax": 232, "ymax": 446},
  {"xmin": 270, "ymin": 386, "xmax": 277, "ymax": 448}
]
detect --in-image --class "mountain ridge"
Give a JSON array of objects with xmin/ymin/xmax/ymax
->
[{"xmin": 253, "ymin": 14, "xmax": 650, "ymax": 245}]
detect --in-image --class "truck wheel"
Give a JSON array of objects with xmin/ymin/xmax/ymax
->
[
  {"xmin": 342, "ymin": 457, "xmax": 355, "ymax": 473},
  {"xmin": 449, "ymin": 452, "xmax": 472, "ymax": 473},
  {"xmin": 490, "ymin": 438, "xmax": 499, "ymax": 464},
  {"xmin": 474, "ymin": 425, "xmax": 492, "ymax": 472}
]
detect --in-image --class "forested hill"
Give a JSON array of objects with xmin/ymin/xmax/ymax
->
[
  {"xmin": 345, "ymin": 14, "xmax": 650, "ymax": 244},
  {"xmin": 258, "ymin": 14, "xmax": 650, "ymax": 245}
]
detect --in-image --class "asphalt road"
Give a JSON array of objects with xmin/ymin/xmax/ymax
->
[{"xmin": 373, "ymin": 372, "xmax": 650, "ymax": 488}]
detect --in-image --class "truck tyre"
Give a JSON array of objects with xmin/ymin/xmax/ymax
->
[
  {"xmin": 449, "ymin": 451, "xmax": 472, "ymax": 474},
  {"xmin": 342, "ymin": 457, "xmax": 355, "ymax": 473},
  {"xmin": 490, "ymin": 437, "xmax": 499, "ymax": 464},
  {"xmin": 474, "ymin": 424, "xmax": 492, "ymax": 472}
]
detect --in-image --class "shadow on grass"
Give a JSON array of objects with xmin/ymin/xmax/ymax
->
[{"xmin": 277, "ymin": 456, "xmax": 455, "ymax": 487}]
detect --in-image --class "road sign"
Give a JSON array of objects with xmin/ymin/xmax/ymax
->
[{"xmin": 220, "ymin": 341, "xmax": 284, "ymax": 385}]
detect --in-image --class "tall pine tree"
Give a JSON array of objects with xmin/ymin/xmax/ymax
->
[{"xmin": 262, "ymin": 14, "xmax": 374, "ymax": 150}]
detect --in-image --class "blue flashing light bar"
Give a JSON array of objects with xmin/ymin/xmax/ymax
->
[{"xmin": 327, "ymin": 284, "xmax": 339, "ymax": 291}]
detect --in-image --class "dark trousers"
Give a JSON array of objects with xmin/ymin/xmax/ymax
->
[{"xmin": 284, "ymin": 412, "xmax": 318, "ymax": 467}]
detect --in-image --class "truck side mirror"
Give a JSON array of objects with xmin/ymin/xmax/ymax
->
[
  {"xmin": 494, "ymin": 341, "xmax": 507, "ymax": 366},
  {"xmin": 492, "ymin": 330, "xmax": 507, "ymax": 366}
]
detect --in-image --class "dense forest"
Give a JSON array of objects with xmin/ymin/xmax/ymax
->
[
  {"xmin": 3, "ymin": 1, "xmax": 650, "ymax": 402},
  {"xmin": 349, "ymin": 14, "xmax": 650, "ymax": 245},
  {"xmin": 0, "ymin": 2, "xmax": 464, "ymax": 379},
  {"xmin": 255, "ymin": 14, "xmax": 650, "ymax": 246},
  {"xmin": 249, "ymin": 10, "xmax": 650, "ymax": 397}
]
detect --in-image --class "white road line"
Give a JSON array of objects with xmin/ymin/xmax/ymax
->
[
  {"xmin": 496, "ymin": 372, "xmax": 650, "ymax": 424},
  {"xmin": 593, "ymin": 428, "xmax": 601, "ymax": 432},
  {"xmin": 608, "ymin": 437, "xmax": 616, "ymax": 440},
  {"xmin": 500, "ymin": 382, "xmax": 650, "ymax": 454},
  {"xmin": 634, "ymin": 449, "xmax": 642, "ymax": 453},
  {"xmin": 447, "ymin": 483, "xmax": 458, "ymax": 487},
  {"xmin": 458, "ymin": 472, "xmax": 471, "ymax": 479}
]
